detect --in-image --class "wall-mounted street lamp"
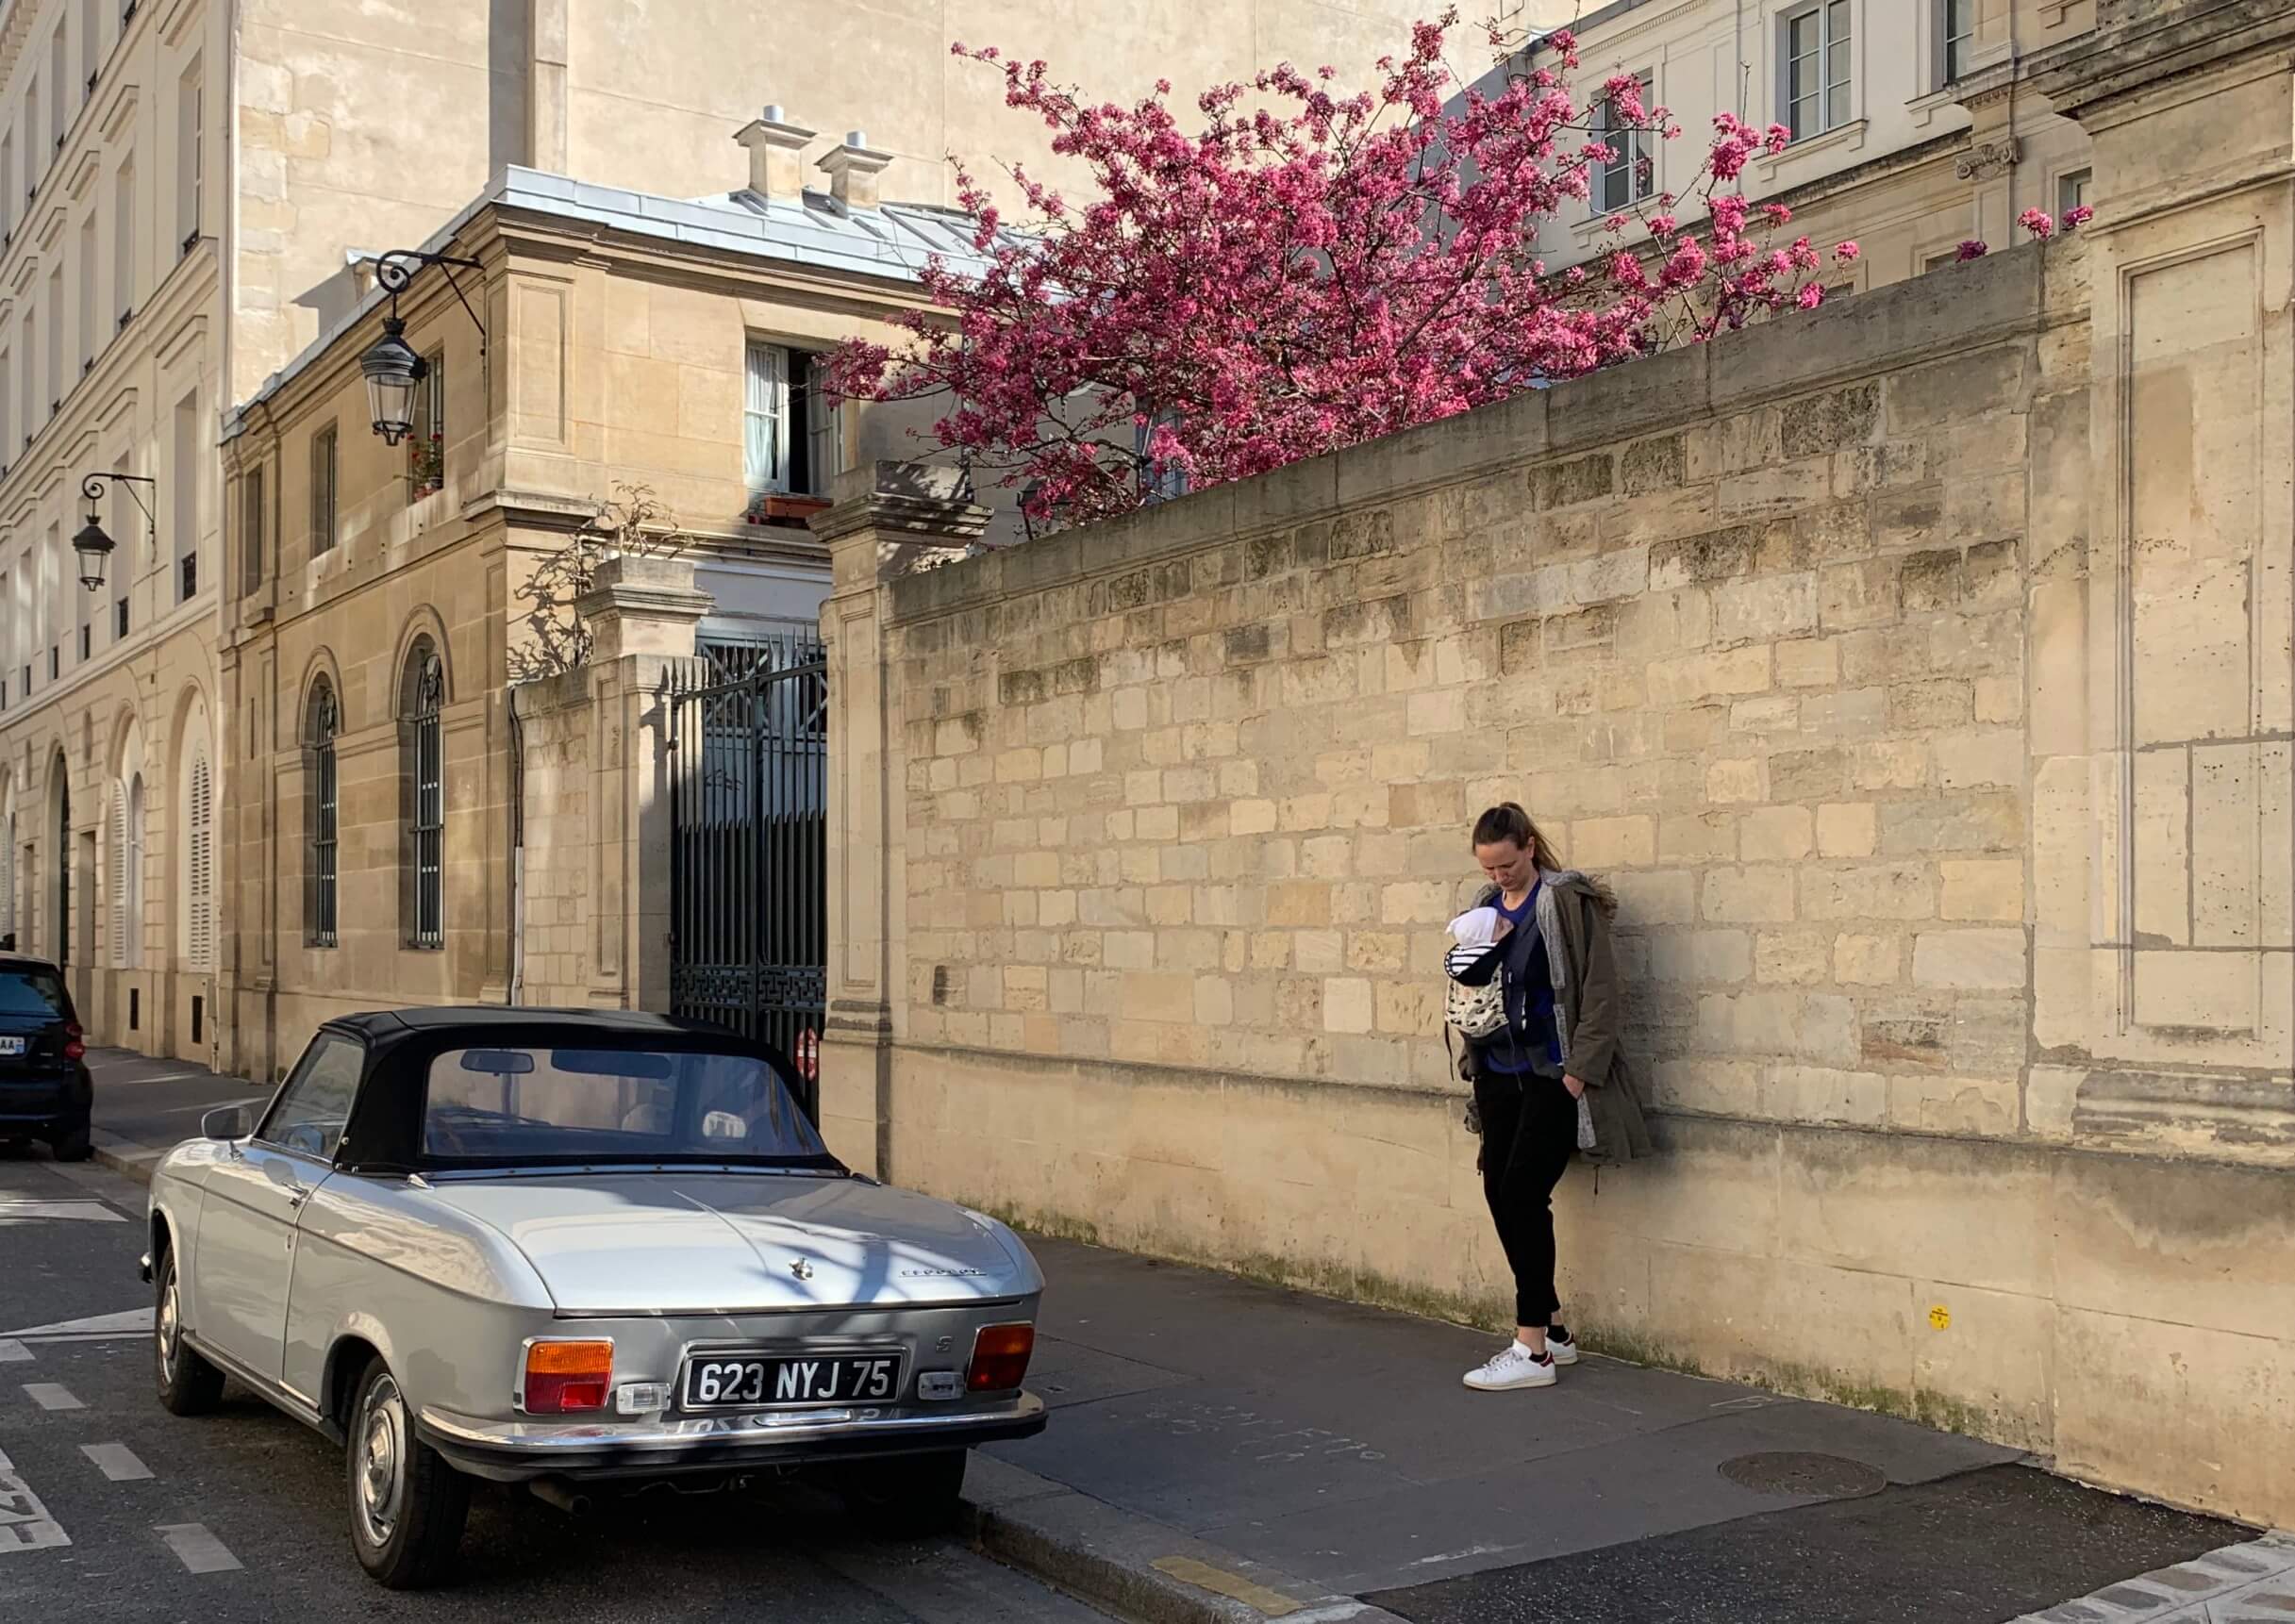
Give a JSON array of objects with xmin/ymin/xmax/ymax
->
[
  {"xmin": 358, "ymin": 249, "xmax": 487, "ymax": 446},
  {"xmin": 73, "ymin": 472, "xmax": 156, "ymax": 592}
]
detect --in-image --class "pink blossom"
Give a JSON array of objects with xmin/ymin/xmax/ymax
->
[
  {"xmin": 1833, "ymin": 240, "xmax": 1860, "ymax": 263},
  {"xmin": 1797, "ymin": 284, "xmax": 1825, "ymax": 309},
  {"xmin": 2061, "ymin": 205, "xmax": 2094, "ymax": 232},
  {"xmin": 2019, "ymin": 207, "xmax": 2056, "ymax": 241},
  {"xmin": 1956, "ymin": 240, "xmax": 1989, "ymax": 261},
  {"xmin": 830, "ymin": 12, "xmax": 1848, "ymax": 526}
]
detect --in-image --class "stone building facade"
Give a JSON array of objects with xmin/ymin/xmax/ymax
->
[
  {"xmin": 1508, "ymin": 0, "xmax": 2103, "ymax": 292},
  {"xmin": 816, "ymin": 3, "xmax": 2295, "ymax": 1525},
  {"xmin": 214, "ymin": 160, "xmax": 992, "ymax": 1084}
]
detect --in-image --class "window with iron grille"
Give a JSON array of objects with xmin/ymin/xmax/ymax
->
[
  {"xmin": 306, "ymin": 677, "xmax": 339, "ymax": 947},
  {"xmin": 1781, "ymin": 1, "xmax": 1853, "ymax": 141},
  {"xmin": 401, "ymin": 640, "xmax": 444, "ymax": 949},
  {"xmin": 1594, "ymin": 72, "xmax": 1656, "ymax": 214},
  {"xmin": 310, "ymin": 423, "xmax": 337, "ymax": 555}
]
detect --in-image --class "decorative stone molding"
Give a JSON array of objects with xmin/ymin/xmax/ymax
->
[{"xmin": 1954, "ymin": 138, "xmax": 2022, "ymax": 180}]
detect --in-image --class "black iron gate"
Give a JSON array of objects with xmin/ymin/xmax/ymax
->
[{"xmin": 666, "ymin": 644, "xmax": 828, "ymax": 1116}]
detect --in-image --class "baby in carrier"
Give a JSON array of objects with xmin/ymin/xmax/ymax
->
[{"xmin": 1445, "ymin": 905, "xmax": 1596, "ymax": 1152}]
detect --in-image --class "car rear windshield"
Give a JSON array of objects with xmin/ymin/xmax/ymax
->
[
  {"xmin": 0, "ymin": 968, "xmax": 68, "ymax": 1019},
  {"xmin": 420, "ymin": 1046, "xmax": 830, "ymax": 1167}
]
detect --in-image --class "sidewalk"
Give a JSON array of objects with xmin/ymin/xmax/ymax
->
[{"xmin": 84, "ymin": 1048, "xmax": 2287, "ymax": 1623}]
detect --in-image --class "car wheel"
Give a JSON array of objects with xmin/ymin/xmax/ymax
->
[
  {"xmin": 834, "ymin": 1448, "xmax": 969, "ymax": 1536},
  {"xmin": 346, "ymin": 1356, "xmax": 470, "ymax": 1589},
  {"xmin": 48, "ymin": 1121, "xmax": 91, "ymax": 1162},
  {"xmin": 153, "ymin": 1247, "xmax": 225, "ymax": 1417}
]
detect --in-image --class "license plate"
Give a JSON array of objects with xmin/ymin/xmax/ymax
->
[
  {"xmin": 0, "ymin": 1038, "xmax": 25, "ymax": 1056},
  {"xmin": 682, "ymin": 1351, "xmax": 904, "ymax": 1410}
]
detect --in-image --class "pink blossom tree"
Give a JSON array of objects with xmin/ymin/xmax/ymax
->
[{"xmin": 826, "ymin": 12, "xmax": 1858, "ymax": 528}]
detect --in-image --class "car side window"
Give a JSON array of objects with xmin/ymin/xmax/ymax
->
[{"xmin": 258, "ymin": 1035, "xmax": 365, "ymax": 1162}]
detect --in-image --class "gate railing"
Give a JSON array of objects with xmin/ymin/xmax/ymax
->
[{"xmin": 665, "ymin": 646, "xmax": 828, "ymax": 1117}]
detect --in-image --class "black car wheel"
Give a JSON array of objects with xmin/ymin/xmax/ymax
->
[
  {"xmin": 48, "ymin": 1120, "xmax": 91, "ymax": 1162},
  {"xmin": 346, "ymin": 1355, "xmax": 470, "ymax": 1589},
  {"xmin": 833, "ymin": 1448, "xmax": 970, "ymax": 1535},
  {"xmin": 153, "ymin": 1246, "xmax": 225, "ymax": 1417}
]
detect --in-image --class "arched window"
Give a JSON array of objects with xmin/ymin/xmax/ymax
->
[
  {"xmin": 182, "ymin": 745, "xmax": 213, "ymax": 970},
  {"xmin": 305, "ymin": 677, "xmax": 340, "ymax": 947},
  {"xmin": 400, "ymin": 638, "xmax": 444, "ymax": 949}
]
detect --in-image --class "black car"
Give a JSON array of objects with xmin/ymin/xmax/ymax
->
[{"xmin": 0, "ymin": 953, "xmax": 92, "ymax": 1161}]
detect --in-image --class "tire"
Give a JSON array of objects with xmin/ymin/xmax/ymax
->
[
  {"xmin": 345, "ymin": 1356, "xmax": 470, "ymax": 1589},
  {"xmin": 48, "ymin": 1121, "xmax": 91, "ymax": 1162},
  {"xmin": 834, "ymin": 1448, "xmax": 969, "ymax": 1536},
  {"xmin": 153, "ymin": 1247, "xmax": 225, "ymax": 1417}
]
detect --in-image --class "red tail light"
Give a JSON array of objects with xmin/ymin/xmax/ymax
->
[
  {"xmin": 63, "ymin": 1021, "xmax": 84, "ymax": 1062},
  {"xmin": 968, "ymin": 1322, "xmax": 1035, "ymax": 1393},
  {"xmin": 522, "ymin": 1340, "xmax": 612, "ymax": 1414}
]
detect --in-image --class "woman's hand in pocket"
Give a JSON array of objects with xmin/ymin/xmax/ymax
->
[{"xmin": 1562, "ymin": 1073, "xmax": 1588, "ymax": 1099}]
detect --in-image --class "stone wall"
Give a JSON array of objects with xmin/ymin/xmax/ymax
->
[{"xmin": 821, "ymin": 198, "xmax": 2295, "ymax": 1520}]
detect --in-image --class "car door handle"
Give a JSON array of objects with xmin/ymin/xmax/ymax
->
[{"xmin": 285, "ymin": 1185, "xmax": 309, "ymax": 1210}]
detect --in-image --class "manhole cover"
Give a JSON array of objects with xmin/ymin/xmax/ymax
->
[{"xmin": 1717, "ymin": 1450, "xmax": 1888, "ymax": 1500}]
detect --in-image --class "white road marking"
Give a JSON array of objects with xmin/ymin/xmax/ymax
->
[
  {"xmin": 4, "ymin": 1308, "xmax": 154, "ymax": 1342},
  {"xmin": 0, "ymin": 1339, "xmax": 29, "ymax": 1363},
  {"xmin": 0, "ymin": 1200, "xmax": 125, "ymax": 1225},
  {"xmin": 23, "ymin": 1383, "xmax": 84, "ymax": 1411},
  {"xmin": 0, "ymin": 1447, "xmax": 71, "ymax": 1552},
  {"xmin": 157, "ymin": 1522, "xmax": 241, "ymax": 1574},
  {"xmin": 86, "ymin": 1069, "xmax": 220, "ymax": 1086},
  {"xmin": 80, "ymin": 1443, "xmax": 153, "ymax": 1482}
]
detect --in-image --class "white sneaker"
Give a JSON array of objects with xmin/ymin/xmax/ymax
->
[
  {"xmin": 1546, "ymin": 1329, "xmax": 1581, "ymax": 1367},
  {"xmin": 1462, "ymin": 1341, "xmax": 1557, "ymax": 1391}
]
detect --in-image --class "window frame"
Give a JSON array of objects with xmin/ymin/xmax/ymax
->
[
  {"xmin": 401, "ymin": 640, "xmax": 446, "ymax": 951},
  {"xmin": 240, "ymin": 463, "xmax": 264, "ymax": 594},
  {"xmin": 1593, "ymin": 69, "xmax": 1657, "ymax": 216},
  {"xmin": 1780, "ymin": 0, "xmax": 1854, "ymax": 143},
  {"xmin": 743, "ymin": 339, "xmax": 791, "ymax": 496},
  {"xmin": 175, "ymin": 55, "xmax": 202, "ymax": 255},
  {"xmin": 305, "ymin": 677, "xmax": 340, "ymax": 948},
  {"xmin": 309, "ymin": 423, "xmax": 337, "ymax": 555},
  {"xmin": 1939, "ymin": 0, "xmax": 1977, "ymax": 84},
  {"xmin": 408, "ymin": 351, "xmax": 444, "ymax": 497},
  {"xmin": 2057, "ymin": 168, "xmax": 2091, "ymax": 218}
]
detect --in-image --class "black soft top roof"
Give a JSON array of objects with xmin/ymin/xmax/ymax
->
[{"xmin": 327, "ymin": 1006, "xmax": 807, "ymax": 1173}]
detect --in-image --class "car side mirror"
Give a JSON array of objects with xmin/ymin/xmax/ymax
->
[{"xmin": 201, "ymin": 1105, "xmax": 251, "ymax": 1141}]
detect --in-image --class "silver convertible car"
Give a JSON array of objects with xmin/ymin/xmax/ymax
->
[{"xmin": 140, "ymin": 1008, "xmax": 1047, "ymax": 1588}]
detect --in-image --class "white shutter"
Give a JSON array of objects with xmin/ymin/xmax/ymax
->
[
  {"xmin": 109, "ymin": 783, "xmax": 126, "ymax": 966},
  {"xmin": 126, "ymin": 778, "xmax": 143, "ymax": 969},
  {"xmin": 0, "ymin": 811, "xmax": 14, "ymax": 937},
  {"xmin": 743, "ymin": 340, "xmax": 790, "ymax": 494},
  {"xmin": 187, "ymin": 751, "xmax": 212, "ymax": 970}
]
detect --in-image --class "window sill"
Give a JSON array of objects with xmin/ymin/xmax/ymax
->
[{"xmin": 1755, "ymin": 118, "xmax": 1870, "ymax": 181}]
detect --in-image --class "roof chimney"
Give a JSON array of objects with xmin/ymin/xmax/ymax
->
[
  {"xmin": 818, "ymin": 130, "xmax": 894, "ymax": 213},
  {"xmin": 735, "ymin": 105, "xmax": 816, "ymax": 204}
]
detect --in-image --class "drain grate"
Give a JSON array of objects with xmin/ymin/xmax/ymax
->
[{"xmin": 1717, "ymin": 1450, "xmax": 1888, "ymax": 1500}]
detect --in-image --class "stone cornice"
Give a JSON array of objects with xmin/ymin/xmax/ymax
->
[{"xmin": 2037, "ymin": 0, "xmax": 2295, "ymax": 126}]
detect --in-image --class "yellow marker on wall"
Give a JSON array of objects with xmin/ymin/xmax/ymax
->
[{"xmin": 1929, "ymin": 1304, "xmax": 1951, "ymax": 1331}]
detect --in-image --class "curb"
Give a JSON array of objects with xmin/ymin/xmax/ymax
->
[
  {"xmin": 962, "ymin": 1456, "xmax": 1406, "ymax": 1624},
  {"xmin": 91, "ymin": 1132, "xmax": 160, "ymax": 1188}
]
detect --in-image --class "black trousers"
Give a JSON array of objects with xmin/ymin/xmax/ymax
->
[{"xmin": 1474, "ymin": 1070, "xmax": 1578, "ymax": 1327}]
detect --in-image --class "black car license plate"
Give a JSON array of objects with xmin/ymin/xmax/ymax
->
[{"xmin": 682, "ymin": 1351, "xmax": 903, "ymax": 1410}]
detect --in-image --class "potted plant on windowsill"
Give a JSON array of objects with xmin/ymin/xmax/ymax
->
[{"xmin": 741, "ymin": 490, "xmax": 830, "ymax": 528}]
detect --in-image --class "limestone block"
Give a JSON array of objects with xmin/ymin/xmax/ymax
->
[
  {"xmin": 1761, "ymin": 1064, "xmax": 1886, "ymax": 1128},
  {"xmin": 1939, "ymin": 859, "xmax": 2024, "ymax": 923},
  {"xmin": 1776, "ymin": 637, "xmax": 1839, "ymax": 688},
  {"xmin": 1937, "ymin": 730, "xmax": 2025, "ymax": 791},
  {"xmin": 1835, "ymin": 933, "xmax": 1903, "ymax": 986},
  {"xmin": 1816, "ymin": 802, "xmax": 1879, "ymax": 858},
  {"xmin": 1885, "ymin": 1074, "xmax": 2021, "ymax": 1136},
  {"xmin": 1704, "ymin": 868, "xmax": 1797, "ymax": 923},
  {"xmin": 1820, "ymin": 559, "xmax": 1901, "ymax": 631},
  {"xmin": 1912, "ymin": 930, "xmax": 2027, "ymax": 990},
  {"xmin": 1803, "ymin": 864, "xmax": 1937, "ymax": 920},
  {"xmin": 1741, "ymin": 805, "xmax": 1816, "ymax": 861}
]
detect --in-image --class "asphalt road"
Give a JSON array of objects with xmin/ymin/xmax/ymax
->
[{"xmin": 0, "ymin": 1149, "xmax": 1113, "ymax": 1623}]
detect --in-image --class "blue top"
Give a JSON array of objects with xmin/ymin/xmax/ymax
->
[{"xmin": 1480, "ymin": 884, "xmax": 1564, "ymax": 1078}]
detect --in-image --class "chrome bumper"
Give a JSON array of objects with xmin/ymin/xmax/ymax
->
[{"xmin": 415, "ymin": 1391, "xmax": 1048, "ymax": 1483}]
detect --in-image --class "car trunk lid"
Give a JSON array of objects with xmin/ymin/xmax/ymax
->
[{"xmin": 422, "ymin": 1172, "xmax": 1025, "ymax": 1314}]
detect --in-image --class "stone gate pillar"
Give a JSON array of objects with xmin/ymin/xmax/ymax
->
[{"xmin": 812, "ymin": 463, "xmax": 988, "ymax": 1175}]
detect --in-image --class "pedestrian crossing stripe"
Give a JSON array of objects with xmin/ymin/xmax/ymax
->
[
  {"xmin": 1, "ymin": 1309, "xmax": 152, "ymax": 1341},
  {"xmin": 0, "ymin": 1449, "xmax": 70, "ymax": 1553},
  {"xmin": 0, "ymin": 1200, "xmax": 125, "ymax": 1225}
]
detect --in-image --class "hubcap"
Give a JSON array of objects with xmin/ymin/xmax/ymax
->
[
  {"xmin": 354, "ymin": 1376, "xmax": 407, "ymax": 1548},
  {"xmin": 156, "ymin": 1269, "xmax": 179, "ymax": 1382}
]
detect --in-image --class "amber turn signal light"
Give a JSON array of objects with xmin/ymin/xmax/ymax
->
[
  {"xmin": 967, "ymin": 1322, "xmax": 1035, "ymax": 1392},
  {"xmin": 523, "ymin": 1339, "xmax": 613, "ymax": 1414}
]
